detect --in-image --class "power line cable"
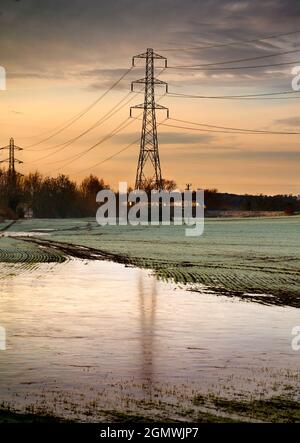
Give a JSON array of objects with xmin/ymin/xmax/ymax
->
[
  {"xmin": 169, "ymin": 48, "xmax": 300, "ymax": 69},
  {"xmin": 158, "ymin": 122, "xmax": 261, "ymax": 134},
  {"xmin": 27, "ymin": 91, "xmax": 133, "ymax": 153},
  {"xmin": 24, "ymin": 67, "xmax": 133, "ymax": 149},
  {"xmin": 71, "ymin": 91, "xmax": 167, "ymax": 175},
  {"xmin": 75, "ymin": 118, "xmax": 167, "ymax": 174},
  {"xmin": 168, "ymin": 96, "xmax": 300, "ymax": 101},
  {"xmin": 163, "ymin": 119, "xmax": 300, "ymax": 135},
  {"xmin": 158, "ymin": 29, "xmax": 300, "ymax": 51},
  {"xmin": 76, "ymin": 137, "xmax": 140, "ymax": 174},
  {"xmin": 161, "ymin": 122, "xmax": 290, "ymax": 134},
  {"xmin": 167, "ymin": 90, "xmax": 300, "ymax": 100},
  {"xmin": 45, "ymin": 116, "xmax": 136, "ymax": 171},
  {"xmin": 166, "ymin": 59, "xmax": 300, "ymax": 71},
  {"xmin": 28, "ymin": 92, "xmax": 138, "ymax": 163}
]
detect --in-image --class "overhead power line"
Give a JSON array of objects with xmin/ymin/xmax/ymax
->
[
  {"xmin": 27, "ymin": 91, "xmax": 133, "ymax": 153},
  {"xmin": 161, "ymin": 119, "xmax": 300, "ymax": 135},
  {"xmin": 52, "ymin": 64, "xmax": 164, "ymax": 178},
  {"xmin": 75, "ymin": 118, "xmax": 167, "ymax": 174},
  {"xmin": 167, "ymin": 90, "xmax": 300, "ymax": 100},
  {"xmin": 169, "ymin": 117, "xmax": 300, "ymax": 134},
  {"xmin": 76, "ymin": 137, "xmax": 140, "ymax": 174},
  {"xmin": 45, "ymin": 116, "xmax": 137, "ymax": 171},
  {"xmin": 38, "ymin": 73, "xmax": 166, "ymax": 173},
  {"xmin": 25, "ymin": 67, "xmax": 133, "ymax": 149},
  {"xmin": 166, "ymin": 59, "xmax": 300, "ymax": 71},
  {"xmin": 168, "ymin": 48, "xmax": 300, "ymax": 69},
  {"xmin": 28, "ymin": 92, "xmax": 138, "ymax": 163},
  {"xmin": 158, "ymin": 29, "xmax": 300, "ymax": 51},
  {"xmin": 29, "ymin": 70, "xmax": 165, "ymax": 156}
]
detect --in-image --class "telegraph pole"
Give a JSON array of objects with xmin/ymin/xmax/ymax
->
[
  {"xmin": 130, "ymin": 48, "xmax": 169, "ymax": 190},
  {"xmin": 0, "ymin": 138, "xmax": 23, "ymax": 184}
]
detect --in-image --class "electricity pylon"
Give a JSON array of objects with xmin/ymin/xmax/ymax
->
[
  {"xmin": 130, "ymin": 48, "xmax": 169, "ymax": 190},
  {"xmin": 0, "ymin": 138, "xmax": 23, "ymax": 184}
]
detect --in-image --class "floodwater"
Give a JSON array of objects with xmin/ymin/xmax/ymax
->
[
  {"xmin": 1, "ymin": 232, "xmax": 49, "ymax": 237},
  {"xmin": 0, "ymin": 259, "xmax": 299, "ymax": 420}
]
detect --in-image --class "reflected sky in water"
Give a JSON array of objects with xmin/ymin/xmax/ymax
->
[{"xmin": 0, "ymin": 259, "xmax": 299, "ymax": 418}]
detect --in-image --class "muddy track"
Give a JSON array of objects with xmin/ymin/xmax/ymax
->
[
  {"xmin": 19, "ymin": 237, "xmax": 132, "ymax": 264},
  {"xmin": 0, "ymin": 220, "xmax": 17, "ymax": 232}
]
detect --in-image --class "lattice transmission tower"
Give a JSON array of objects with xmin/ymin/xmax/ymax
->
[
  {"xmin": 0, "ymin": 137, "xmax": 23, "ymax": 184},
  {"xmin": 130, "ymin": 48, "xmax": 169, "ymax": 190}
]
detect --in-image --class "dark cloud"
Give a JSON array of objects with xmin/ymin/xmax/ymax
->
[
  {"xmin": 171, "ymin": 148, "xmax": 300, "ymax": 161},
  {"xmin": 235, "ymin": 150, "xmax": 300, "ymax": 160},
  {"xmin": 8, "ymin": 71, "xmax": 65, "ymax": 79},
  {"xmin": 1, "ymin": 0, "xmax": 300, "ymax": 87},
  {"xmin": 82, "ymin": 68, "xmax": 131, "ymax": 78},
  {"xmin": 82, "ymin": 68, "xmax": 137, "ymax": 91},
  {"xmin": 274, "ymin": 116, "xmax": 300, "ymax": 127}
]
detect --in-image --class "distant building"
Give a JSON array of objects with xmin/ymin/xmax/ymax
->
[{"xmin": 18, "ymin": 203, "xmax": 33, "ymax": 219}]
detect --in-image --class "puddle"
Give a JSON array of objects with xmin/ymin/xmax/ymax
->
[
  {"xmin": 0, "ymin": 259, "xmax": 299, "ymax": 419},
  {"xmin": 1, "ymin": 232, "xmax": 49, "ymax": 238}
]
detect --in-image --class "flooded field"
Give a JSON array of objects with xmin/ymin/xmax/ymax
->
[
  {"xmin": 2, "ymin": 216, "xmax": 300, "ymax": 306},
  {"xmin": 0, "ymin": 217, "xmax": 299, "ymax": 421},
  {"xmin": 0, "ymin": 259, "xmax": 299, "ymax": 422}
]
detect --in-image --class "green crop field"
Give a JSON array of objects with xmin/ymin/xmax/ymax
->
[{"xmin": 1, "ymin": 216, "xmax": 300, "ymax": 307}]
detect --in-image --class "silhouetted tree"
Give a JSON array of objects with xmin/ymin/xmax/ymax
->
[{"xmin": 80, "ymin": 175, "xmax": 109, "ymax": 215}]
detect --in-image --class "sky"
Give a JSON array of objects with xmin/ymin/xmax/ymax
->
[{"xmin": 0, "ymin": 0, "xmax": 300, "ymax": 194}]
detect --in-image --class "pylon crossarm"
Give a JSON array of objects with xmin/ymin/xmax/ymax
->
[
  {"xmin": 132, "ymin": 78, "xmax": 147, "ymax": 84},
  {"xmin": 152, "ymin": 51, "xmax": 167, "ymax": 61},
  {"xmin": 132, "ymin": 51, "xmax": 148, "ymax": 61},
  {"xmin": 132, "ymin": 50, "xmax": 167, "ymax": 67},
  {"xmin": 132, "ymin": 78, "xmax": 167, "ymax": 86},
  {"xmin": 153, "ymin": 78, "xmax": 167, "ymax": 86},
  {"xmin": 131, "ymin": 104, "xmax": 169, "ymax": 118},
  {"xmin": 131, "ymin": 78, "xmax": 146, "ymax": 91},
  {"xmin": 131, "ymin": 103, "xmax": 168, "ymax": 110},
  {"xmin": 130, "ymin": 104, "xmax": 145, "ymax": 116},
  {"xmin": 153, "ymin": 104, "xmax": 169, "ymax": 118},
  {"xmin": 133, "ymin": 51, "xmax": 167, "ymax": 60},
  {"xmin": 155, "ymin": 104, "xmax": 168, "ymax": 110},
  {"xmin": 153, "ymin": 79, "xmax": 168, "ymax": 93},
  {"xmin": 0, "ymin": 159, "xmax": 9, "ymax": 163}
]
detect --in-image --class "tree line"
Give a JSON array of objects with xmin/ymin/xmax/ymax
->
[
  {"xmin": 205, "ymin": 189, "xmax": 300, "ymax": 214},
  {"xmin": 0, "ymin": 169, "xmax": 298, "ymax": 219},
  {"xmin": 0, "ymin": 171, "xmax": 110, "ymax": 218},
  {"xmin": 0, "ymin": 171, "xmax": 177, "ymax": 219}
]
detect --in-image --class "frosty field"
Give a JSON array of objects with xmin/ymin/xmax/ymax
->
[{"xmin": 1, "ymin": 216, "xmax": 300, "ymax": 307}]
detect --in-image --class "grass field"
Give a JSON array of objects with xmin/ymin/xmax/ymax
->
[{"xmin": 2, "ymin": 395, "xmax": 299, "ymax": 423}]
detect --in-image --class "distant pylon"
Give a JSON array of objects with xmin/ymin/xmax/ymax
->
[
  {"xmin": 130, "ymin": 48, "xmax": 169, "ymax": 190},
  {"xmin": 0, "ymin": 138, "xmax": 23, "ymax": 182}
]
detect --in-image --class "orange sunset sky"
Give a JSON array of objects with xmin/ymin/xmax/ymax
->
[{"xmin": 0, "ymin": 0, "xmax": 300, "ymax": 195}]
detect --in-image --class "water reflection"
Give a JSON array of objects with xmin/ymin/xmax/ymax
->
[
  {"xmin": 0, "ymin": 259, "xmax": 299, "ymax": 419},
  {"xmin": 138, "ymin": 272, "xmax": 157, "ymax": 399}
]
